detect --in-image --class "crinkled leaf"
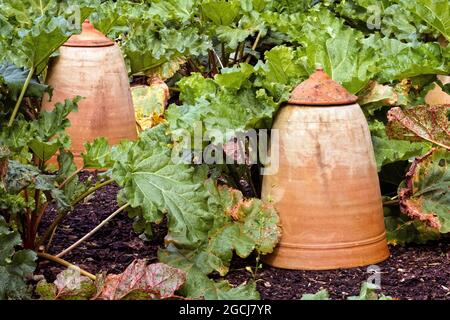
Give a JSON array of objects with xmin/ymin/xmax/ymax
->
[
  {"xmin": 168, "ymin": 85, "xmax": 277, "ymax": 143},
  {"xmin": 364, "ymin": 36, "xmax": 448, "ymax": 82},
  {"xmin": 4, "ymin": 160, "xmax": 39, "ymax": 193},
  {"xmin": 132, "ymin": 81, "xmax": 168, "ymax": 131},
  {"xmin": 403, "ymin": 0, "xmax": 450, "ymax": 42},
  {"xmin": 201, "ymin": 0, "xmax": 241, "ymax": 26},
  {"xmin": 158, "ymin": 245, "xmax": 259, "ymax": 300},
  {"xmin": 384, "ymin": 208, "xmax": 440, "ymax": 245},
  {"xmin": 177, "ymin": 73, "xmax": 217, "ymax": 105},
  {"xmin": 0, "ymin": 216, "xmax": 36, "ymax": 299},
  {"xmin": 32, "ymin": 97, "xmax": 80, "ymax": 141},
  {"xmin": 214, "ymin": 63, "xmax": 254, "ymax": 90},
  {"xmin": 53, "ymin": 268, "xmax": 96, "ymax": 300},
  {"xmin": 94, "ymin": 260, "xmax": 186, "ymax": 300},
  {"xmin": 82, "ymin": 137, "xmax": 114, "ymax": 169},
  {"xmin": 0, "ymin": 64, "xmax": 50, "ymax": 101},
  {"xmin": 112, "ymin": 125, "xmax": 212, "ymax": 248},
  {"xmin": 386, "ymin": 105, "xmax": 450, "ymax": 149},
  {"xmin": 370, "ymin": 120, "xmax": 431, "ymax": 171},
  {"xmin": 398, "ymin": 148, "xmax": 450, "ymax": 233},
  {"xmin": 216, "ymin": 26, "xmax": 252, "ymax": 50},
  {"xmin": 358, "ymin": 81, "xmax": 398, "ymax": 115}
]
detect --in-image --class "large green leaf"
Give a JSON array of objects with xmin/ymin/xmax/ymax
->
[
  {"xmin": 0, "ymin": 216, "xmax": 36, "ymax": 299},
  {"xmin": 0, "ymin": 1, "xmax": 96, "ymax": 72},
  {"xmin": 298, "ymin": 11, "xmax": 378, "ymax": 94},
  {"xmin": 124, "ymin": 28, "xmax": 210, "ymax": 75},
  {"xmin": 0, "ymin": 64, "xmax": 50, "ymax": 101},
  {"xmin": 158, "ymin": 245, "xmax": 260, "ymax": 300},
  {"xmin": 402, "ymin": 0, "xmax": 450, "ymax": 41},
  {"xmin": 364, "ymin": 36, "xmax": 448, "ymax": 82},
  {"xmin": 201, "ymin": 0, "xmax": 241, "ymax": 26},
  {"xmin": 177, "ymin": 73, "xmax": 218, "ymax": 105},
  {"xmin": 398, "ymin": 148, "xmax": 450, "ymax": 233},
  {"xmin": 168, "ymin": 66, "xmax": 278, "ymax": 143},
  {"xmin": 112, "ymin": 125, "xmax": 212, "ymax": 248},
  {"xmin": 369, "ymin": 120, "xmax": 431, "ymax": 171},
  {"xmin": 32, "ymin": 97, "xmax": 80, "ymax": 141},
  {"xmin": 82, "ymin": 137, "xmax": 114, "ymax": 169},
  {"xmin": 28, "ymin": 139, "xmax": 59, "ymax": 162},
  {"xmin": 384, "ymin": 207, "xmax": 441, "ymax": 245},
  {"xmin": 254, "ymin": 46, "xmax": 307, "ymax": 101}
]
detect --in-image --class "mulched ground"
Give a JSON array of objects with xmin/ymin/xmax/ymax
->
[{"xmin": 37, "ymin": 174, "xmax": 450, "ymax": 300}]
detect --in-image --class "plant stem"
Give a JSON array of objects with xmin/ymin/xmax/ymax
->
[
  {"xmin": 232, "ymin": 43, "xmax": 241, "ymax": 66},
  {"xmin": 56, "ymin": 203, "xmax": 130, "ymax": 258},
  {"xmin": 244, "ymin": 165, "xmax": 257, "ymax": 198},
  {"xmin": 45, "ymin": 225, "xmax": 58, "ymax": 252},
  {"xmin": 37, "ymin": 252, "xmax": 96, "ymax": 281},
  {"xmin": 245, "ymin": 31, "xmax": 262, "ymax": 64},
  {"xmin": 168, "ymin": 87, "xmax": 181, "ymax": 92},
  {"xmin": 8, "ymin": 66, "xmax": 35, "ymax": 127},
  {"xmin": 212, "ymin": 48, "xmax": 224, "ymax": 69},
  {"xmin": 39, "ymin": 179, "xmax": 115, "ymax": 247},
  {"xmin": 221, "ymin": 43, "xmax": 227, "ymax": 67},
  {"xmin": 383, "ymin": 199, "xmax": 399, "ymax": 206},
  {"xmin": 59, "ymin": 167, "xmax": 84, "ymax": 189},
  {"xmin": 208, "ymin": 50, "xmax": 218, "ymax": 75},
  {"xmin": 227, "ymin": 164, "xmax": 243, "ymax": 192},
  {"xmin": 71, "ymin": 179, "xmax": 114, "ymax": 207}
]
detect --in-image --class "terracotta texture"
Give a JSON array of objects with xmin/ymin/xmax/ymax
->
[
  {"xmin": 42, "ymin": 22, "xmax": 137, "ymax": 168},
  {"xmin": 288, "ymin": 68, "xmax": 358, "ymax": 106},
  {"xmin": 261, "ymin": 70, "xmax": 389, "ymax": 270},
  {"xmin": 425, "ymin": 75, "xmax": 450, "ymax": 106}
]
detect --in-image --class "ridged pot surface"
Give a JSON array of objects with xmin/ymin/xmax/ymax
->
[
  {"xmin": 261, "ymin": 103, "xmax": 389, "ymax": 270},
  {"xmin": 42, "ymin": 44, "xmax": 137, "ymax": 167}
]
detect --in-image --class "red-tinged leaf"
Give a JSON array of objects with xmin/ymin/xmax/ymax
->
[
  {"xmin": 386, "ymin": 105, "xmax": 450, "ymax": 150},
  {"xmin": 94, "ymin": 260, "xmax": 186, "ymax": 300},
  {"xmin": 398, "ymin": 148, "xmax": 450, "ymax": 233}
]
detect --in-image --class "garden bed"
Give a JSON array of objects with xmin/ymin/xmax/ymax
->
[{"xmin": 36, "ymin": 174, "xmax": 450, "ymax": 300}]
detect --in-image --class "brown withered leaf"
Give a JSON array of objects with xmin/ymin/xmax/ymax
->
[
  {"xmin": 386, "ymin": 105, "xmax": 450, "ymax": 150},
  {"xmin": 398, "ymin": 148, "xmax": 450, "ymax": 233},
  {"xmin": 358, "ymin": 81, "xmax": 398, "ymax": 115},
  {"xmin": 94, "ymin": 260, "xmax": 186, "ymax": 300}
]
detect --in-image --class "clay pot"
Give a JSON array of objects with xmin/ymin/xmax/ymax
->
[
  {"xmin": 425, "ymin": 75, "xmax": 450, "ymax": 106},
  {"xmin": 261, "ymin": 68, "xmax": 389, "ymax": 270},
  {"xmin": 42, "ymin": 21, "xmax": 137, "ymax": 168}
]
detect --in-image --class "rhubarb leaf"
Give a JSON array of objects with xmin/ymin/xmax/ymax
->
[
  {"xmin": 82, "ymin": 137, "xmax": 114, "ymax": 169},
  {"xmin": 95, "ymin": 260, "xmax": 186, "ymax": 300},
  {"xmin": 0, "ymin": 216, "xmax": 36, "ymax": 299},
  {"xmin": 0, "ymin": 64, "xmax": 50, "ymax": 101},
  {"xmin": 386, "ymin": 105, "xmax": 450, "ymax": 149},
  {"xmin": 402, "ymin": 0, "xmax": 450, "ymax": 41},
  {"xmin": 369, "ymin": 120, "xmax": 431, "ymax": 171},
  {"xmin": 398, "ymin": 148, "xmax": 450, "ymax": 233},
  {"xmin": 112, "ymin": 125, "xmax": 212, "ymax": 248}
]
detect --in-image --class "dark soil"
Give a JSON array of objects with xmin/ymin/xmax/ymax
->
[{"xmin": 37, "ymin": 173, "xmax": 450, "ymax": 300}]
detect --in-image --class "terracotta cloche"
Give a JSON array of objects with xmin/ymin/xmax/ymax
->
[
  {"xmin": 42, "ymin": 20, "xmax": 137, "ymax": 168},
  {"xmin": 261, "ymin": 68, "xmax": 390, "ymax": 270}
]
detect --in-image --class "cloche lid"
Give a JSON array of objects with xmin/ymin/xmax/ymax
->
[
  {"xmin": 288, "ymin": 68, "xmax": 358, "ymax": 106},
  {"xmin": 64, "ymin": 20, "xmax": 114, "ymax": 47}
]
